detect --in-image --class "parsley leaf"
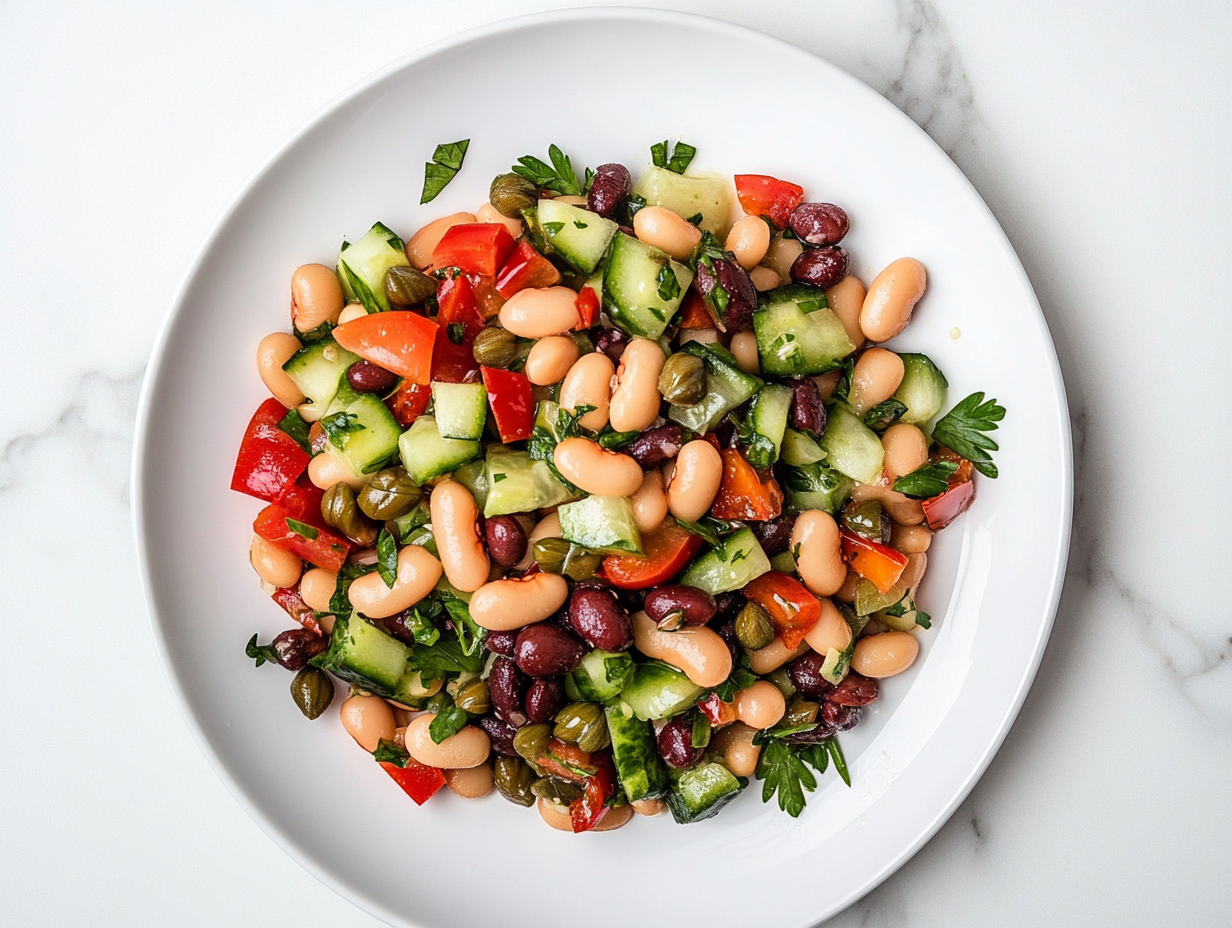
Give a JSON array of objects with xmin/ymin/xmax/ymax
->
[
  {"xmin": 712, "ymin": 666, "xmax": 759, "ymax": 703},
  {"xmin": 651, "ymin": 140, "xmax": 697, "ymax": 174},
  {"xmin": 893, "ymin": 460, "xmax": 959, "ymax": 499},
  {"xmin": 284, "ymin": 518, "xmax": 318, "ymax": 541},
  {"xmin": 931, "ymin": 392, "xmax": 1006, "ymax": 478},
  {"xmin": 407, "ymin": 630, "xmax": 484, "ymax": 678},
  {"xmin": 376, "ymin": 528, "xmax": 399, "ymax": 589},
  {"xmin": 277, "ymin": 408, "xmax": 313, "ymax": 452},
  {"xmin": 245, "ymin": 634, "xmax": 280, "ymax": 668},
  {"xmin": 827, "ymin": 737, "xmax": 851, "ymax": 786},
  {"xmin": 685, "ymin": 212, "xmax": 703, "ymax": 226},
  {"xmin": 320, "ymin": 411, "xmax": 365, "ymax": 450},
  {"xmin": 831, "ymin": 357, "xmax": 855, "ymax": 403},
  {"xmin": 756, "ymin": 739, "xmax": 817, "ymax": 817},
  {"xmin": 373, "ymin": 738, "xmax": 410, "ymax": 766},
  {"xmin": 512, "ymin": 144, "xmax": 585, "ymax": 196},
  {"xmin": 440, "ymin": 594, "xmax": 485, "ymax": 656},
  {"xmin": 673, "ymin": 515, "xmax": 736, "ymax": 548},
  {"xmin": 656, "ymin": 265, "xmax": 681, "ymax": 302},
  {"xmin": 329, "ymin": 562, "xmax": 377, "ymax": 615},
  {"xmin": 863, "ymin": 398, "xmax": 907, "ymax": 433},
  {"xmin": 626, "ymin": 193, "xmax": 647, "ymax": 218},
  {"xmin": 731, "ymin": 413, "xmax": 778, "ymax": 469},
  {"xmin": 420, "ymin": 139, "xmax": 470, "ymax": 204},
  {"xmin": 429, "ymin": 702, "xmax": 470, "ymax": 744},
  {"xmin": 598, "ymin": 429, "xmax": 640, "ymax": 450}
]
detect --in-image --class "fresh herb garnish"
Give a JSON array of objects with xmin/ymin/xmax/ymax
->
[
  {"xmin": 446, "ymin": 323, "xmax": 465, "ymax": 345},
  {"xmin": 373, "ymin": 738, "xmax": 410, "ymax": 766},
  {"xmin": 244, "ymin": 634, "xmax": 279, "ymax": 668},
  {"xmin": 404, "ymin": 604, "xmax": 441, "ymax": 646},
  {"xmin": 685, "ymin": 212, "xmax": 703, "ymax": 226},
  {"xmin": 542, "ymin": 221, "xmax": 565, "ymax": 236},
  {"xmin": 277, "ymin": 408, "xmax": 312, "ymax": 453},
  {"xmin": 421, "ymin": 139, "xmax": 470, "ymax": 204},
  {"xmin": 320, "ymin": 411, "xmax": 365, "ymax": 450},
  {"xmin": 285, "ymin": 518, "xmax": 318, "ymax": 541},
  {"xmin": 832, "ymin": 357, "xmax": 855, "ymax": 403},
  {"xmin": 691, "ymin": 713, "xmax": 711, "ymax": 749},
  {"xmin": 512, "ymin": 144, "xmax": 585, "ymax": 196},
  {"xmin": 651, "ymin": 139, "xmax": 697, "ymax": 174},
  {"xmin": 656, "ymin": 265, "xmax": 681, "ymax": 302},
  {"xmin": 893, "ymin": 460, "xmax": 959, "ymax": 499},
  {"xmin": 863, "ymin": 398, "xmax": 908, "ymax": 433},
  {"xmin": 931, "ymin": 392, "xmax": 1006, "ymax": 478},
  {"xmin": 754, "ymin": 731, "xmax": 846, "ymax": 817},
  {"xmin": 573, "ymin": 220, "xmax": 588, "ymax": 229},
  {"xmin": 406, "ymin": 619, "xmax": 484, "ymax": 678},
  {"xmin": 673, "ymin": 515, "xmax": 735, "ymax": 548},
  {"xmin": 440, "ymin": 593, "xmax": 485, "ymax": 656},
  {"xmin": 598, "ymin": 429, "xmax": 640, "ymax": 450},
  {"xmin": 712, "ymin": 666, "xmax": 758, "ymax": 703},
  {"xmin": 731, "ymin": 413, "xmax": 778, "ymax": 468},
  {"xmin": 626, "ymin": 193, "xmax": 647, "ymax": 218},
  {"xmin": 329, "ymin": 562, "xmax": 377, "ymax": 614},
  {"xmin": 492, "ymin": 473, "xmax": 507, "ymax": 482},
  {"xmin": 827, "ymin": 737, "xmax": 851, "ymax": 786},
  {"xmin": 429, "ymin": 702, "xmax": 470, "ymax": 744},
  {"xmin": 376, "ymin": 528, "xmax": 399, "ymax": 589}
]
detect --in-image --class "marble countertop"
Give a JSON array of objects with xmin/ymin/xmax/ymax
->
[{"xmin": 3, "ymin": 1, "xmax": 1229, "ymax": 925}]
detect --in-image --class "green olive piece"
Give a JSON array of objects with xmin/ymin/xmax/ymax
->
[
  {"xmin": 357, "ymin": 467, "xmax": 421, "ymax": 521},
  {"xmin": 659, "ymin": 353, "xmax": 707, "ymax": 406},
  {"xmin": 531, "ymin": 777, "xmax": 583, "ymax": 804},
  {"xmin": 783, "ymin": 697, "xmax": 820, "ymax": 727},
  {"xmin": 512, "ymin": 722, "xmax": 552, "ymax": 770},
  {"xmin": 735, "ymin": 600, "xmax": 776, "ymax": 651},
  {"xmin": 384, "ymin": 265, "xmax": 437, "ymax": 308},
  {"xmin": 321, "ymin": 483, "xmax": 379, "ymax": 547},
  {"xmin": 290, "ymin": 667, "xmax": 335, "ymax": 720},
  {"xmin": 453, "ymin": 678, "xmax": 491, "ymax": 716},
  {"xmin": 472, "ymin": 326, "xmax": 518, "ymax": 369},
  {"xmin": 842, "ymin": 499, "xmax": 892, "ymax": 545},
  {"xmin": 489, "ymin": 172, "xmax": 538, "ymax": 218},
  {"xmin": 493, "ymin": 755, "xmax": 537, "ymax": 807},
  {"xmin": 553, "ymin": 702, "xmax": 610, "ymax": 753}
]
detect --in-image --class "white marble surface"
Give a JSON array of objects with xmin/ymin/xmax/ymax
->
[{"xmin": 2, "ymin": 1, "xmax": 1229, "ymax": 925}]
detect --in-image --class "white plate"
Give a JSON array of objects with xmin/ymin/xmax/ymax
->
[{"xmin": 133, "ymin": 9, "xmax": 1071, "ymax": 928}]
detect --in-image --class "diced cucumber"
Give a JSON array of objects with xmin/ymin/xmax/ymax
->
[
  {"xmin": 605, "ymin": 705, "xmax": 669, "ymax": 802},
  {"xmin": 431, "ymin": 382, "xmax": 487, "ymax": 440},
  {"xmin": 632, "ymin": 166, "xmax": 732, "ymax": 236},
  {"xmin": 819, "ymin": 646, "xmax": 851, "ymax": 685},
  {"xmin": 558, "ymin": 496, "xmax": 644, "ymax": 556},
  {"xmin": 321, "ymin": 393, "xmax": 403, "ymax": 475},
  {"xmin": 311, "ymin": 614, "xmax": 409, "ymax": 698},
  {"xmin": 397, "ymin": 415, "xmax": 480, "ymax": 485},
  {"xmin": 337, "ymin": 221, "xmax": 410, "ymax": 314},
  {"xmin": 893, "ymin": 353, "xmax": 949, "ymax": 426},
  {"xmin": 746, "ymin": 384, "xmax": 793, "ymax": 467},
  {"xmin": 482, "ymin": 447, "xmax": 577, "ymax": 517},
  {"xmin": 753, "ymin": 299, "xmax": 855, "ymax": 377},
  {"xmin": 619, "ymin": 662, "xmax": 704, "ymax": 721},
  {"xmin": 570, "ymin": 650, "xmax": 635, "ymax": 702},
  {"xmin": 820, "ymin": 403, "xmax": 885, "ymax": 484},
  {"xmin": 782, "ymin": 462, "xmax": 851, "ymax": 515},
  {"xmin": 769, "ymin": 549, "xmax": 797, "ymax": 573},
  {"xmin": 666, "ymin": 762, "xmax": 746, "ymax": 824},
  {"xmin": 387, "ymin": 499, "xmax": 430, "ymax": 542},
  {"xmin": 603, "ymin": 233, "xmax": 694, "ymax": 339},
  {"xmin": 390, "ymin": 669, "xmax": 440, "ymax": 708},
  {"xmin": 281, "ymin": 338, "xmax": 361, "ymax": 420},
  {"xmin": 536, "ymin": 198, "xmax": 618, "ymax": 273},
  {"xmin": 781, "ymin": 428, "xmax": 826, "ymax": 466},
  {"xmin": 452, "ymin": 458, "xmax": 489, "ymax": 512},
  {"xmin": 680, "ymin": 527, "xmax": 771, "ymax": 595},
  {"xmin": 667, "ymin": 342, "xmax": 764, "ymax": 433},
  {"xmin": 760, "ymin": 284, "xmax": 830, "ymax": 312}
]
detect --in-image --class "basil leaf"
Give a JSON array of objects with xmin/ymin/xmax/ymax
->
[
  {"xmin": 277, "ymin": 408, "xmax": 313, "ymax": 453},
  {"xmin": 285, "ymin": 518, "xmax": 318, "ymax": 541},
  {"xmin": 429, "ymin": 703, "xmax": 470, "ymax": 744},
  {"xmin": 377, "ymin": 528, "xmax": 398, "ymax": 589},
  {"xmin": 421, "ymin": 139, "xmax": 470, "ymax": 204}
]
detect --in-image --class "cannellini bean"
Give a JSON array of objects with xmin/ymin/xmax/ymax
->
[
  {"xmin": 257, "ymin": 333, "xmax": 305, "ymax": 408},
  {"xmin": 729, "ymin": 330, "xmax": 760, "ymax": 374},
  {"xmin": 405, "ymin": 714, "xmax": 491, "ymax": 768},
  {"xmin": 630, "ymin": 470, "xmax": 669, "ymax": 534},
  {"xmin": 747, "ymin": 635, "xmax": 808, "ymax": 674},
  {"xmin": 340, "ymin": 694, "xmax": 395, "ymax": 753},
  {"xmin": 515, "ymin": 512, "xmax": 562, "ymax": 571},
  {"xmin": 298, "ymin": 567, "xmax": 337, "ymax": 613},
  {"xmin": 430, "ymin": 479, "xmax": 489, "ymax": 593},
  {"xmin": 558, "ymin": 352, "xmax": 615, "ymax": 430},
  {"xmin": 749, "ymin": 265, "xmax": 781, "ymax": 292},
  {"xmin": 475, "ymin": 202, "xmax": 523, "ymax": 239},
  {"xmin": 445, "ymin": 763, "xmax": 494, "ymax": 799},
  {"xmin": 848, "ymin": 348, "xmax": 905, "ymax": 414},
  {"xmin": 407, "ymin": 212, "xmax": 476, "ymax": 269},
  {"xmin": 725, "ymin": 215, "xmax": 771, "ymax": 270},
  {"xmin": 804, "ymin": 598, "xmax": 853, "ymax": 655},
  {"xmin": 632, "ymin": 206, "xmax": 702, "ymax": 261},
  {"xmin": 499, "ymin": 286, "xmax": 580, "ymax": 338},
  {"xmin": 347, "ymin": 545, "xmax": 442, "ymax": 618},
  {"xmin": 469, "ymin": 573, "xmax": 569, "ymax": 631},
  {"xmin": 825, "ymin": 275, "xmax": 867, "ymax": 349},
  {"xmin": 609, "ymin": 338, "xmax": 666, "ymax": 432},
  {"xmin": 594, "ymin": 804, "xmax": 634, "ymax": 831},
  {"xmin": 553, "ymin": 437, "xmax": 642, "ymax": 497},
  {"xmin": 851, "ymin": 631, "xmax": 920, "ymax": 678},
  {"xmin": 537, "ymin": 797, "xmax": 574, "ymax": 831},
  {"xmin": 711, "ymin": 722, "xmax": 760, "ymax": 778},
  {"xmin": 881, "ymin": 422, "xmax": 929, "ymax": 480},
  {"xmin": 249, "ymin": 536, "xmax": 302, "ymax": 588},
  {"xmin": 791, "ymin": 510, "xmax": 845, "ymax": 596},
  {"xmin": 679, "ymin": 327, "xmax": 720, "ymax": 346},
  {"xmin": 734, "ymin": 681, "xmax": 786, "ymax": 729},
  {"xmin": 861, "ymin": 258, "xmax": 927, "ymax": 342},
  {"xmin": 524, "ymin": 336, "xmax": 580, "ymax": 386},
  {"xmin": 891, "ymin": 523, "xmax": 932, "ymax": 555},
  {"xmin": 666, "ymin": 440, "xmax": 723, "ymax": 522},
  {"xmin": 764, "ymin": 234, "xmax": 803, "ymax": 284},
  {"xmin": 307, "ymin": 450, "xmax": 366, "ymax": 491},
  {"xmin": 632, "ymin": 611, "xmax": 732, "ymax": 687},
  {"xmin": 290, "ymin": 263, "xmax": 345, "ymax": 332},
  {"xmin": 631, "ymin": 798, "xmax": 666, "ymax": 816},
  {"xmin": 337, "ymin": 303, "xmax": 367, "ymax": 325}
]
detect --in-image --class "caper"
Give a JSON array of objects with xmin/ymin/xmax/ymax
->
[
  {"xmin": 321, "ymin": 483, "xmax": 378, "ymax": 546},
  {"xmin": 783, "ymin": 697, "xmax": 820, "ymax": 727},
  {"xmin": 659, "ymin": 352, "xmax": 707, "ymax": 406},
  {"xmin": 489, "ymin": 172, "xmax": 538, "ymax": 218},
  {"xmin": 767, "ymin": 667, "xmax": 797, "ymax": 699},
  {"xmin": 290, "ymin": 666, "xmax": 334, "ymax": 720},
  {"xmin": 454, "ymin": 678, "xmax": 491, "ymax": 716},
  {"xmin": 531, "ymin": 776, "xmax": 583, "ymax": 804},
  {"xmin": 842, "ymin": 499, "xmax": 892, "ymax": 545},
  {"xmin": 472, "ymin": 326, "xmax": 518, "ymax": 369},
  {"xmin": 493, "ymin": 755, "xmax": 537, "ymax": 807},
  {"xmin": 735, "ymin": 600, "xmax": 776, "ymax": 651},
  {"xmin": 384, "ymin": 265, "xmax": 437, "ymax": 308},
  {"xmin": 357, "ymin": 467, "xmax": 421, "ymax": 521},
  {"xmin": 532, "ymin": 538, "xmax": 604, "ymax": 581},
  {"xmin": 553, "ymin": 702, "xmax": 610, "ymax": 753},
  {"xmin": 512, "ymin": 722, "xmax": 552, "ymax": 769}
]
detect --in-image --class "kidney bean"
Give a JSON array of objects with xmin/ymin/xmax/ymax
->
[
  {"xmin": 476, "ymin": 715, "xmax": 519, "ymax": 757},
  {"xmin": 383, "ymin": 612, "xmax": 416, "ymax": 645},
  {"xmin": 514, "ymin": 624, "xmax": 586, "ymax": 677},
  {"xmin": 790, "ymin": 377, "xmax": 826, "ymax": 436},
  {"xmin": 644, "ymin": 584, "xmax": 716, "ymax": 628},
  {"xmin": 271, "ymin": 628, "xmax": 327, "ymax": 671},
  {"xmin": 695, "ymin": 258, "xmax": 757, "ymax": 331},
  {"xmin": 751, "ymin": 513, "xmax": 798, "ymax": 558},
  {"xmin": 783, "ymin": 718, "xmax": 840, "ymax": 744},
  {"xmin": 787, "ymin": 651, "xmax": 837, "ymax": 699},
  {"xmin": 525, "ymin": 677, "xmax": 564, "ymax": 723},
  {"xmin": 712, "ymin": 592, "xmax": 744, "ymax": 626},
  {"xmin": 627, "ymin": 424, "xmax": 684, "ymax": 468},
  {"xmin": 713, "ymin": 615, "xmax": 743, "ymax": 666},
  {"xmin": 827, "ymin": 671, "xmax": 879, "ymax": 706},
  {"xmin": 789, "ymin": 203, "xmax": 850, "ymax": 246},
  {"xmin": 346, "ymin": 360, "xmax": 400, "ymax": 395},
  {"xmin": 485, "ymin": 629, "xmax": 518, "ymax": 656},
  {"xmin": 594, "ymin": 326, "xmax": 630, "ymax": 364},
  {"xmin": 656, "ymin": 717, "xmax": 703, "ymax": 769},
  {"xmin": 485, "ymin": 515, "xmax": 527, "ymax": 567},
  {"xmin": 488, "ymin": 656, "xmax": 527, "ymax": 726},
  {"xmin": 616, "ymin": 585, "xmax": 649, "ymax": 616},
  {"xmin": 568, "ymin": 586, "xmax": 633, "ymax": 651},
  {"xmin": 791, "ymin": 246, "xmax": 849, "ymax": 290},
  {"xmin": 587, "ymin": 163, "xmax": 633, "ymax": 220},
  {"xmin": 821, "ymin": 701, "xmax": 863, "ymax": 731}
]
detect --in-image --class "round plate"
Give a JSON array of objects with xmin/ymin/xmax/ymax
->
[{"xmin": 133, "ymin": 9, "xmax": 1071, "ymax": 928}]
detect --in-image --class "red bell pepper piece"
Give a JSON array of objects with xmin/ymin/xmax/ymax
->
[
  {"xmin": 571, "ymin": 756, "xmax": 617, "ymax": 833},
  {"xmin": 432, "ymin": 223, "xmax": 517, "ymax": 277},
  {"xmin": 373, "ymin": 739, "xmax": 446, "ymax": 805},
  {"xmin": 677, "ymin": 288, "xmax": 718, "ymax": 329},
  {"xmin": 467, "ymin": 273, "xmax": 506, "ymax": 319},
  {"xmin": 272, "ymin": 480, "xmax": 325, "ymax": 523},
  {"xmin": 734, "ymin": 174, "xmax": 805, "ymax": 228},
  {"xmin": 385, "ymin": 381, "xmax": 432, "ymax": 428},
  {"xmin": 699, "ymin": 691, "xmax": 739, "ymax": 723},
  {"xmin": 840, "ymin": 528, "xmax": 909, "ymax": 594},
  {"xmin": 481, "ymin": 366, "xmax": 535, "ymax": 442},
  {"xmin": 709, "ymin": 449, "xmax": 784, "ymax": 521},
  {"xmin": 575, "ymin": 284, "xmax": 601, "ymax": 328},
  {"xmin": 271, "ymin": 586, "xmax": 322, "ymax": 635},
  {"xmin": 253, "ymin": 502, "xmax": 349, "ymax": 572},
  {"xmin": 494, "ymin": 240, "xmax": 562, "ymax": 298},
  {"xmin": 922, "ymin": 480, "xmax": 976, "ymax": 530},
  {"xmin": 333, "ymin": 310, "xmax": 437, "ymax": 384},
  {"xmin": 230, "ymin": 399, "xmax": 311, "ymax": 501},
  {"xmin": 601, "ymin": 523, "xmax": 703, "ymax": 589},
  {"xmin": 744, "ymin": 572, "xmax": 821, "ymax": 650},
  {"xmin": 431, "ymin": 274, "xmax": 486, "ymax": 383},
  {"xmin": 536, "ymin": 739, "xmax": 597, "ymax": 783}
]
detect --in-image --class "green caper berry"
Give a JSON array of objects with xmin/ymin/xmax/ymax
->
[
  {"xmin": 512, "ymin": 722, "xmax": 552, "ymax": 769},
  {"xmin": 384, "ymin": 265, "xmax": 437, "ymax": 308},
  {"xmin": 321, "ymin": 483, "xmax": 378, "ymax": 547},
  {"xmin": 489, "ymin": 172, "xmax": 539, "ymax": 218},
  {"xmin": 472, "ymin": 326, "xmax": 519, "ymax": 369},
  {"xmin": 290, "ymin": 666, "xmax": 335, "ymax": 720},
  {"xmin": 553, "ymin": 702, "xmax": 610, "ymax": 753},
  {"xmin": 453, "ymin": 678, "xmax": 491, "ymax": 716},
  {"xmin": 530, "ymin": 776, "xmax": 584, "ymax": 804},
  {"xmin": 735, "ymin": 600, "xmax": 776, "ymax": 651},
  {"xmin": 783, "ymin": 697, "xmax": 820, "ymax": 727},
  {"xmin": 532, "ymin": 538, "xmax": 603, "ymax": 580},
  {"xmin": 493, "ymin": 755, "xmax": 537, "ymax": 807},
  {"xmin": 659, "ymin": 352, "xmax": 707, "ymax": 406},
  {"xmin": 532, "ymin": 537, "xmax": 570, "ymax": 574},
  {"xmin": 842, "ymin": 499, "xmax": 892, "ymax": 545},
  {"xmin": 357, "ymin": 467, "xmax": 421, "ymax": 521}
]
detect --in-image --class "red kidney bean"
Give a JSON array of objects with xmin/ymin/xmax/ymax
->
[
  {"xmin": 383, "ymin": 612, "xmax": 416, "ymax": 645},
  {"xmin": 790, "ymin": 377, "xmax": 826, "ymax": 436},
  {"xmin": 791, "ymin": 246, "xmax": 849, "ymax": 289},
  {"xmin": 587, "ymin": 163, "xmax": 633, "ymax": 220},
  {"xmin": 644, "ymin": 584, "xmax": 716, "ymax": 627},
  {"xmin": 594, "ymin": 326, "xmax": 630, "ymax": 363},
  {"xmin": 525, "ymin": 677, "xmax": 564, "ymax": 723},
  {"xmin": 787, "ymin": 651, "xmax": 837, "ymax": 699},
  {"xmin": 514, "ymin": 624, "xmax": 586, "ymax": 677},
  {"xmin": 657, "ymin": 717, "xmax": 703, "ymax": 768},
  {"xmin": 696, "ymin": 258, "xmax": 757, "ymax": 331},
  {"xmin": 485, "ymin": 515, "xmax": 527, "ymax": 567},
  {"xmin": 627, "ymin": 424, "xmax": 684, "ymax": 469},
  {"xmin": 568, "ymin": 586, "xmax": 633, "ymax": 651},
  {"xmin": 788, "ymin": 203, "xmax": 850, "ymax": 246},
  {"xmin": 488, "ymin": 656, "xmax": 528, "ymax": 727},
  {"xmin": 271, "ymin": 628, "xmax": 327, "ymax": 671},
  {"xmin": 713, "ymin": 614, "xmax": 742, "ymax": 665},
  {"xmin": 821, "ymin": 701, "xmax": 863, "ymax": 731},
  {"xmin": 476, "ymin": 715, "xmax": 519, "ymax": 756},
  {"xmin": 827, "ymin": 671, "xmax": 879, "ymax": 706},
  {"xmin": 783, "ymin": 718, "xmax": 840, "ymax": 744},
  {"xmin": 751, "ymin": 513, "xmax": 798, "ymax": 558},
  {"xmin": 346, "ymin": 360, "xmax": 400, "ymax": 395},
  {"xmin": 485, "ymin": 629, "xmax": 518, "ymax": 656}
]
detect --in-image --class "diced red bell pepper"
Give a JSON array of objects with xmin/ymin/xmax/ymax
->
[
  {"xmin": 677, "ymin": 288, "xmax": 718, "ymax": 329},
  {"xmin": 536, "ymin": 740, "xmax": 598, "ymax": 783},
  {"xmin": 494, "ymin": 240, "xmax": 562, "ymax": 298},
  {"xmin": 709, "ymin": 449, "xmax": 784, "ymax": 521},
  {"xmin": 385, "ymin": 381, "xmax": 432, "ymax": 428},
  {"xmin": 432, "ymin": 223, "xmax": 517, "ymax": 277},
  {"xmin": 272, "ymin": 480, "xmax": 325, "ymax": 524},
  {"xmin": 333, "ymin": 310, "xmax": 437, "ymax": 384},
  {"xmin": 271, "ymin": 586, "xmax": 322, "ymax": 635},
  {"xmin": 431, "ymin": 274, "xmax": 486, "ymax": 383},
  {"xmin": 840, "ymin": 528, "xmax": 909, "ymax": 594},
  {"xmin": 575, "ymin": 285, "xmax": 601, "ymax": 329},
  {"xmin": 467, "ymin": 273, "xmax": 507, "ymax": 319},
  {"xmin": 734, "ymin": 174, "xmax": 805, "ymax": 228},
  {"xmin": 699, "ymin": 691, "xmax": 739, "ymax": 723},
  {"xmin": 570, "ymin": 755, "xmax": 617, "ymax": 833},
  {"xmin": 744, "ymin": 571, "xmax": 821, "ymax": 650},
  {"xmin": 481, "ymin": 366, "xmax": 535, "ymax": 442},
  {"xmin": 922, "ymin": 480, "xmax": 976, "ymax": 530},
  {"xmin": 601, "ymin": 523, "xmax": 703, "ymax": 589},
  {"xmin": 254, "ymin": 502, "xmax": 350, "ymax": 572},
  {"xmin": 373, "ymin": 739, "xmax": 446, "ymax": 805},
  {"xmin": 230, "ymin": 399, "xmax": 311, "ymax": 501}
]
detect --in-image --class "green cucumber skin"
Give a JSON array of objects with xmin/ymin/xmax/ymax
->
[
  {"xmin": 820, "ymin": 403, "xmax": 885, "ymax": 484},
  {"xmin": 680, "ymin": 527, "xmax": 771, "ymax": 595},
  {"xmin": 748, "ymin": 384, "xmax": 794, "ymax": 465},
  {"xmin": 667, "ymin": 342, "xmax": 763, "ymax": 433},
  {"xmin": 397, "ymin": 416, "xmax": 481, "ymax": 485},
  {"xmin": 311, "ymin": 614, "xmax": 409, "ymax": 697},
  {"xmin": 893, "ymin": 353, "xmax": 949, "ymax": 426},
  {"xmin": 557, "ymin": 495, "xmax": 644, "ymax": 555},
  {"xmin": 619, "ymin": 663, "xmax": 704, "ymax": 721},
  {"xmin": 325, "ymin": 393, "xmax": 403, "ymax": 475},
  {"xmin": 605, "ymin": 705, "xmax": 670, "ymax": 802},
  {"xmin": 666, "ymin": 762, "xmax": 747, "ymax": 824},
  {"xmin": 336, "ymin": 221, "xmax": 409, "ymax": 313},
  {"xmin": 571, "ymin": 650, "xmax": 635, "ymax": 702},
  {"xmin": 603, "ymin": 233, "xmax": 694, "ymax": 340}
]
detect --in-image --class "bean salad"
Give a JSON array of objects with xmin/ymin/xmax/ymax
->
[{"xmin": 235, "ymin": 139, "xmax": 1005, "ymax": 830}]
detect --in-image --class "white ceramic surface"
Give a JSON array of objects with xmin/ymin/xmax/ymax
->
[{"xmin": 131, "ymin": 9, "xmax": 1068, "ymax": 928}]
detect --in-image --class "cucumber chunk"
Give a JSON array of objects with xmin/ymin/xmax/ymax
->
[
  {"xmin": 781, "ymin": 428, "xmax": 826, "ymax": 466},
  {"xmin": 452, "ymin": 458, "xmax": 489, "ymax": 511},
  {"xmin": 666, "ymin": 762, "xmax": 746, "ymax": 824},
  {"xmin": 753, "ymin": 295, "xmax": 855, "ymax": 377},
  {"xmin": 312, "ymin": 614, "xmax": 410, "ymax": 697},
  {"xmin": 619, "ymin": 662, "xmax": 704, "ymax": 721},
  {"xmin": 820, "ymin": 403, "xmax": 885, "ymax": 484},
  {"xmin": 337, "ymin": 222, "xmax": 410, "ymax": 314},
  {"xmin": 570, "ymin": 650, "xmax": 635, "ymax": 702},
  {"xmin": 281, "ymin": 338, "xmax": 361, "ymax": 420},
  {"xmin": 782, "ymin": 462, "xmax": 852, "ymax": 515},
  {"xmin": 397, "ymin": 415, "xmax": 480, "ymax": 485},
  {"xmin": 482, "ymin": 447, "xmax": 577, "ymax": 517},
  {"xmin": 321, "ymin": 393, "xmax": 403, "ymax": 475},
  {"xmin": 603, "ymin": 233, "xmax": 694, "ymax": 339},
  {"xmin": 431, "ymin": 382, "xmax": 488, "ymax": 441},
  {"xmin": 558, "ymin": 496, "xmax": 644, "ymax": 555},
  {"xmin": 632, "ymin": 166, "xmax": 732, "ymax": 236},
  {"xmin": 667, "ymin": 342, "xmax": 764, "ymax": 434},
  {"xmin": 680, "ymin": 527, "xmax": 771, "ymax": 595},
  {"xmin": 893, "ymin": 353, "xmax": 949, "ymax": 426},
  {"xmin": 746, "ymin": 383, "xmax": 794, "ymax": 467},
  {"xmin": 536, "ymin": 198, "xmax": 618, "ymax": 273},
  {"xmin": 605, "ymin": 705, "xmax": 669, "ymax": 802}
]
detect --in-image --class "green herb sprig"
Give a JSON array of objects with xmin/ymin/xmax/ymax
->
[
  {"xmin": 512, "ymin": 144, "xmax": 585, "ymax": 196},
  {"xmin": 421, "ymin": 139, "xmax": 470, "ymax": 204},
  {"xmin": 931, "ymin": 392, "xmax": 1006, "ymax": 478}
]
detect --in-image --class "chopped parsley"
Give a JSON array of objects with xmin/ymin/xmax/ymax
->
[
  {"xmin": 512, "ymin": 144, "xmax": 586, "ymax": 196},
  {"xmin": 893, "ymin": 460, "xmax": 959, "ymax": 499},
  {"xmin": 931, "ymin": 392, "xmax": 1006, "ymax": 478},
  {"xmin": 651, "ymin": 139, "xmax": 697, "ymax": 174},
  {"xmin": 284, "ymin": 518, "xmax": 318, "ymax": 541},
  {"xmin": 421, "ymin": 139, "xmax": 470, "ymax": 204},
  {"xmin": 376, "ymin": 528, "xmax": 398, "ymax": 589}
]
